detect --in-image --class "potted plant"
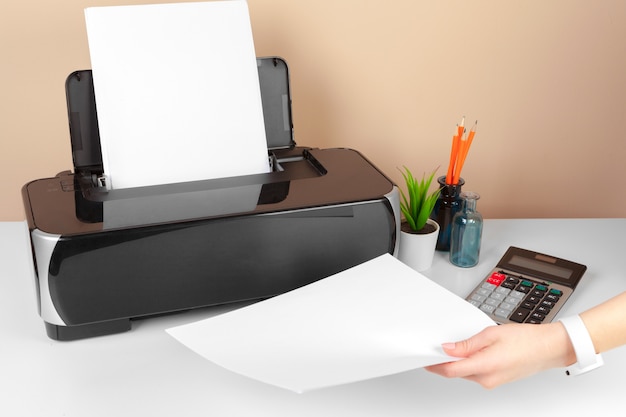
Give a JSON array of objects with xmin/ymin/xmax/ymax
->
[{"xmin": 397, "ymin": 166, "xmax": 441, "ymax": 271}]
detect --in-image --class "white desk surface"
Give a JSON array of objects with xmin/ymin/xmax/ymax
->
[{"xmin": 2, "ymin": 219, "xmax": 625, "ymax": 416}]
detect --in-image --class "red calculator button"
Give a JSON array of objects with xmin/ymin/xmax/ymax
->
[{"xmin": 487, "ymin": 272, "xmax": 506, "ymax": 286}]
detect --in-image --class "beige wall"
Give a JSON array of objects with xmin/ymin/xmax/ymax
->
[{"xmin": 2, "ymin": 0, "xmax": 625, "ymax": 221}]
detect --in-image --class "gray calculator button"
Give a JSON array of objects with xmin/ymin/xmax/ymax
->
[
  {"xmin": 495, "ymin": 308, "xmax": 510, "ymax": 318},
  {"xmin": 481, "ymin": 282, "xmax": 497, "ymax": 291},
  {"xmin": 490, "ymin": 292, "xmax": 506, "ymax": 301},
  {"xmin": 476, "ymin": 288, "xmax": 492, "ymax": 297},
  {"xmin": 468, "ymin": 300, "xmax": 482, "ymax": 308},
  {"xmin": 480, "ymin": 304, "xmax": 496, "ymax": 314},
  {"xmin": 471, "ymin": 294, "xmax": 487, "ymax": 303},
  {"xmin": 495, "ymin": 287, "xmax": 511, "ymax": 295},
  {"xmin": 485, "ymin": 297, "xmax": 500, "ymax": 307},
  {"xmin": 499, "ymin": 301, "xmax": 515, "ymax": 311},
  {"xmin": 510, "ymin": 290, "xmax": 525, "ymax": 299},
  {"xmin": 505, "ymin": 296, "xmax": 521, "ymax": 305}
]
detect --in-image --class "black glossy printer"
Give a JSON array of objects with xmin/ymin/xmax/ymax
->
[{"xmin": 22, "ymin": 57, "xmax": 400, "ymax": 340}]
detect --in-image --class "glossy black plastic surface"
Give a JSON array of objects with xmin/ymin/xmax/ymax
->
[
  {"xmin": 23, "ymin": 147, "xmax": 394, "ymax": 235},
  {"xmin": 47, "ymin": 197, "xmax": 395, "ymax": 326}
]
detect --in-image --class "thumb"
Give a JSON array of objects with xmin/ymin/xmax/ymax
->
[{"xmin": 441, "ymin": 336, "xmax": 484, "ymax": 358}]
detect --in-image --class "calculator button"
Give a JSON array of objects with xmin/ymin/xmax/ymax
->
[
  {"xmin": 476, "ymin": 288, "xmax": 492, "ymax": 297},
  {"xmin": 495, "ymin": 287, "xmax": 511, "ymax": 296},
  {"xmin": 510, "ymin": 307, "xmax": 532, "ymax": 323},
  {"xmin": 504, "ymin": 276, "xmax": 520, "ymax": 285},
  {"xmin": 487, "ymin": 273, "xmax": 506, "ymax": 286},
  {"xmin": 494, "ymin": 308, "xmax": 511, "ymax": 318},
  {"xmin": 531, "ymin": 289, "xmax": 546, "ymax": 297},
  {"xmin": 490, "ymin": 292, "xmax": 507, "ymax": 301},
  {"xmin": 541, "ymin": 300, "xmax": 555, "ymax": 309},
  {"xmin": 500, "ymin": 281, "xmax": 516, "ymax": 290},
  {"xmin": 549, "ymin": 288, "xmax": 563, "ymax": 296},
  {"xmin": 526, "ymin": 295, "xmax": 541, "ymax": 304},
  {"xmin": 470, "ymin": 294, "xmax": 487, "ymax": 303},
  {"xmin": 536, "ymin": 306, "xmax": 551, "ymax": 315},
  {"xmin": 529, "ymin": 311, "xmax": 546, "ymax": 322},
  {"xmin": 515, "ymin": 284, "xmax": 532, "ymax": 294},
  {"xmin": 545, "ymin": 293, "xmax": 560, "ymax": 303},
  {"xmin": 480, "ymin": 304, "xmax": 496, "ymax": 314},
  {"xmin": 468, "ymin": 299, "xmax": 482, "ymax": 308},
  {"xmin": 499, "ymin": 301, "xmax": 516, "ymax": 311},
  {"xmin": 521, "ymin": 301, "xmax": 535, "ymax": 310},
  {"xmin": 505, "ymin": 296, "xmax": 522, "ymax": 306},
  {"xmin": 485, "ymin": 297, "xmax": 500, "ymax": 307},
  {"xmin": 509, "ymin": 290, "xmax": 525, "ymax": 299},
  {"xmin": 535, "ymin": 284, "xmax": 548, "ymax": 292}
]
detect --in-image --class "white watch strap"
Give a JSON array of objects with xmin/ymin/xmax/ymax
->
[{"xmin": 559, "ymin": 315, "xmax": 604, "ymax": 376}]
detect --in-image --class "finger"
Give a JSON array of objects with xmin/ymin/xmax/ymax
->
[
  {"xmin": 441, "ymin": 330, "xmax": 493, "ymax": 358},
  {"xmin": 427, "ymin": 349, "xmax": 492, "ymax": 379},
  {"xmin": 424, "ymin": 362, "xmax": 457, "ymax": 377}
]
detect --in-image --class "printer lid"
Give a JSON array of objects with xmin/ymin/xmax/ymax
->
[{"xmin": 65, "ymin": 56, "xmax": 295, "ymax": 176}]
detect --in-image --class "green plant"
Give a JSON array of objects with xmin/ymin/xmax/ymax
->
[{"xmin": 398, "ymin": 166, "xmax": 441, "ymax": 232}]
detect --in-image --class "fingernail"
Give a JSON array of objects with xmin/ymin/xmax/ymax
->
[{"xmin": 442, "ymin": 342, "xmax": 456, "ymax": 350}]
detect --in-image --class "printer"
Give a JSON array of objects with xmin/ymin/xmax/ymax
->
[{"xmin": 22, "ymin": 57, "xmax": 400, "ymax": 340}]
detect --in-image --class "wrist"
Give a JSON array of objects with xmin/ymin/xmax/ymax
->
[
  {"xmin": 548, "ymin": 321, "xmax": 577, "ymax": 367},
  {"xmin": 559, "ymin": 315, "xmax": 604, "ymax": 376}
]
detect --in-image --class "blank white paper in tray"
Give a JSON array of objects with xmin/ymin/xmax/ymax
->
[{"xmin": 84, "ymin": 1, "xmax": 270, "ymax": 190}]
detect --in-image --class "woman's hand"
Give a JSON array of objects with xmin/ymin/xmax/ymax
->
[{"xmin": 425, "ymin": 322, "xmax": 576, "ymax": 389}]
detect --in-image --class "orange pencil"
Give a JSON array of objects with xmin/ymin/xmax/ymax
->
[
  {"xmin": 453, "ymin": 137, "xmax": 467, "ymax": 185},
  {"xmin": 452, "ymin": 121, "xmax": 477, "ymax": 184},
  {"xmin": 456, "ymin": 116, "xmax": 465, "ymax": 139},
  {"xmin": 446, "ymin": 132, "xmax": 460, "ymax": 184},
  {"xmin": 464, "ymin": 121, "xmax": 477, "ymax": 154},
  {"xmin": 446, "ymin": 117, "xmax": 465, "ymax": 184}
]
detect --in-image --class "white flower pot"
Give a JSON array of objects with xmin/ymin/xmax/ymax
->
[{"xmin": 397, "ymin": 219, "xmax": 440, "ymax": 272}]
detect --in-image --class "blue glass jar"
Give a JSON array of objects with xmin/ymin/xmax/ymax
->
[
  {"xmin": 431, "ymin": 176, "xmax": 464, "ymax": 251},
  {"xmin": 449, "ymin": 191, "xmax": 483, "ymax": 267}
]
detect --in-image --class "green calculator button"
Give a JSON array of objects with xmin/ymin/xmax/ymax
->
[
  {"xmin": 550, "ymin": 288, "xmax": 563, "ymax": 296},
  {"xmin": 521, "ymin": 280, "xmax": 533, "ymax": 287},
  {"xmin": 536, "ymin": 284, "xmax": 548, "ymax": 292}
]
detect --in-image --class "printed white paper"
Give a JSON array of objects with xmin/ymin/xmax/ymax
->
[
  {"xmin": 84, "ymin": 1, "xmax": 270, "ymax": 190},
  {"xmin": 166, "ymin": 254, "xmax": 495, "ymax": 393}
]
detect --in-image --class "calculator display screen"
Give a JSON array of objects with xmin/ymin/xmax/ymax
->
[{"xmin": 509, "ymin": 255, "xmax": 573, "ymax": 279}]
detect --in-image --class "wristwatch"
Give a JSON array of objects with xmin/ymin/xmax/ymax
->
[{"xmin": 559, "ymin": 315, "xmax": 604, "ymax": 376}]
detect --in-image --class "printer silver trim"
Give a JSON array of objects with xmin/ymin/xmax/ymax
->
[{"xmin": 31, "ymin": 229, "xmax": 66, "ymax": 325}]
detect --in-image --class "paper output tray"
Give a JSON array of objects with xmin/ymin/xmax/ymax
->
[
  {"xmin": 66, "ymin": 57, "xmax": 296, "ymax": 178},
  {"xmin": 63, "ymin": 56, "xmax": 318, "ymax": 227}
]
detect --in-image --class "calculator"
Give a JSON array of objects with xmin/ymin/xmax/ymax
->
[{"xmin": 466, "ymin": 246, "xmax": 587, "ymax": 324}]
